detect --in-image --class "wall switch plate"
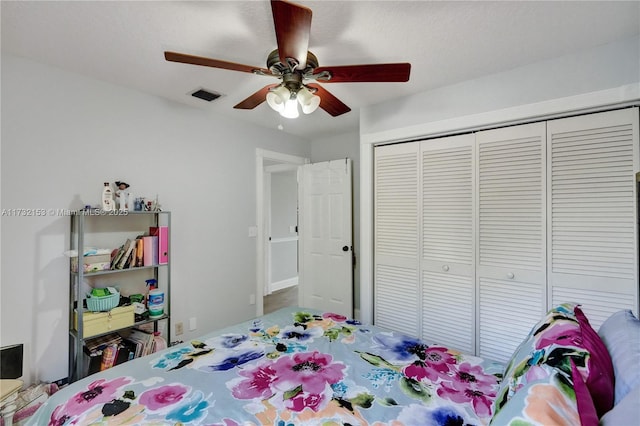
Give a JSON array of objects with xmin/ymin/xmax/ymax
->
[
  {"xmin": 248, "ymin": 226, "xmax": 258, "ymax": 237},
  {"xmin": 175, "ymin": 322, "xmax": 184, "ymax": 335},
  {"xmin": 189, "ymin": 317, "xmax": 197, "ymax": 331}
]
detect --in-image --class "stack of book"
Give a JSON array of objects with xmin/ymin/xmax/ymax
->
[
  {"xmin": 83, "ymin": 328, "xmax": 159, "ymax": 375},
  {"xmin": 84, "ymin": 332, "xmax": 126, "ymax": 374},
  {"xmin": 123, "ymin": 328, "xmax": 156, "ymax": 359},
  {"xmin": 109, "ymin": 226, "xmax": 168, "ymax": 270}
]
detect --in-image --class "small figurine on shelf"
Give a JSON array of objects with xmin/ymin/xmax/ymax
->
[{"xmin": 114, "ymin": 181, "xmax": 131, "ymax": 211}]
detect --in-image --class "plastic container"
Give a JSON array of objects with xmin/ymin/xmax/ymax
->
[
  {"xmin": 153, "ymin": 332, "xmax": 167, "ymax": 352},
  {"xmin": 101, "ymin": 182, "xmax": 114, "ymax": 211},
  {"xmin": 148, "ymin": 289, "xmax": 164, "ymax": 319},
  {"xmin": 86, "ymin": 289, "xmax": 120, "ymax": 312}
]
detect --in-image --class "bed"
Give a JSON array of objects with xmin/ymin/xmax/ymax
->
[{"xmin": 26, "ymin": 304, "xmax": 640, "ymax": 425}]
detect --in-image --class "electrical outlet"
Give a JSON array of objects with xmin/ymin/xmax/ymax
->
[{"xmin": 175, "ymin": 322, "xmax": 184, "ymax": 335}]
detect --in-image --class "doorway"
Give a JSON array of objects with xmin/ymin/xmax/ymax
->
[
  {"xmin": 255, "ymin": 149, "xmax": 308, "ymax": 316},
  {"xmin": 265, "ymin": 167, "xmax": 299, "ymax": 313}
]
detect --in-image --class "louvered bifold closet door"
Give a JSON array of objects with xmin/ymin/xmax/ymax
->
[
  {"xmin": 374, "ymin": 143, "xmax": 420, "ymax": 336},
  {"xmin": 420, "ymin": 134, "xmax": 475, "ymax": 352},
  {"xmin": 548, "ymin": 108, "xmax": 639, "ymax": 328},
  {"xmin": 476, "ymin": 122, "xmax": 547, "ymax": 363}
]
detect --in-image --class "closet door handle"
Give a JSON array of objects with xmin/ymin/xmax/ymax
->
[
  {"xmin": 507, "ymin": 272, "xmax": 515, "ymax": 279},
  {"xmin": 442, "ymin": 265, "xmax": 450, "ymax": 272}
]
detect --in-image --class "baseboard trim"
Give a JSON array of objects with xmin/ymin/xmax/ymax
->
[{"xmin": 269, "ymin": 277, "xmax": 298, "ymax": 293}]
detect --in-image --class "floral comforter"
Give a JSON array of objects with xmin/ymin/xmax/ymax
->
[{"xmin": 29, "ymin": 307, "xmax": 504, "ymax": 425}]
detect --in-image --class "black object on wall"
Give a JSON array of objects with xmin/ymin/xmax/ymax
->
[{"xmin": 0, "ymin": 343, "xmax": 24, "ymax": 379}]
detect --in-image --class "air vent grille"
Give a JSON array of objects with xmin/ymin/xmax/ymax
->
[{"xmin": 191, "ymin": 89, "xmax": 221, "ymax": 102}]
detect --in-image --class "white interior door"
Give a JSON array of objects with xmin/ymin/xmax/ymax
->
[{"xmin": 298, "ymin": 159, "xmax": 353, "ymax": 317}]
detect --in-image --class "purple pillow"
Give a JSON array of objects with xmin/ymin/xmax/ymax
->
[{"xmin": 574, "ymin": 306, "xmax": 615, "ymax": 417}]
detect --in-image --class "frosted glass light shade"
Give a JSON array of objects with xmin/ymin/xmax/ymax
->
[
  {"xmin": 281, "ymin": 98, "xmax": 300, "ymax": 119},
  {"xmin": 297, "ymin": 87, "xmax": 321, "ymax": 114},
  {"xmin": 266, "ymin": 85, "xmax": 290, "ymax": 112}
]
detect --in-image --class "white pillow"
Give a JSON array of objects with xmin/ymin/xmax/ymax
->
[
  {"xmin": 599, "ymin": 385, "xmax": 640, "ymax": 425},
  {"xmin": 597, "ymin": 310, "xmax": 640, "ymax": 404}
]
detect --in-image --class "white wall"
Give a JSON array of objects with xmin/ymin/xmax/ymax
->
[
  {"xmin": 0, "ymin": 54, "xmax": 311, "ymax": 385},
  {"xmin": 358, "ymin": 36, "xmax": 640, "ymax": 324},
  {"xmin": 269, "ymin": 170, "xmax": 298, "ymax": 285},
  {"xmin": 362, "ymin": 36, "xmax": 640, "ymax": 143},
  {"xmin": 310, "ymin": 131, "xmax": 361, "ymax": 315}
]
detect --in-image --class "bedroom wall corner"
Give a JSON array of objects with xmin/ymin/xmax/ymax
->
[{"xmin": 0, "ymin": 54, "xmax": 311, "ymax": 386}]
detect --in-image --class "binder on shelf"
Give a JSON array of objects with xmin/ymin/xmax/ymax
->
[
  {"xmin": 135, "ymin": 238, "xmax": 144, "ymax": 267},
  {"xmin": 150, "ymin": 226, "xmax": 169, "ymax": 264},
  {"xmin": 143, "ymin": 236, "xmax": 158, "ymax": 266}
]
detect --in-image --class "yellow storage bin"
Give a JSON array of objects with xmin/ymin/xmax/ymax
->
[{"xmin": 74, "ymin": 305, "xmax": 135, "ymax": 338}]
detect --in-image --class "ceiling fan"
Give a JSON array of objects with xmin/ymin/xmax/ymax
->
[{"xmin": 164, "ymin": 0, "xmax": 411, "ymax": 118}]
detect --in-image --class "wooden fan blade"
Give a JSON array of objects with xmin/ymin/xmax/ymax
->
[
  {"xmin": 306, "ymin": 84, "xmax": 351, "ymax": 117},
  {"xmin": 314, "ymin": 63, "xmax": 411, "ymax": 83},
  {"xmin": 165, "ymin": 51, "xmax": 272, "ymax": 75},
  {"xmin": 234, "ymin": 84, "xmax": 280, "ymax": 109},
  {"xmin": 271, "ymin": 0, "xmax": 312, "ymax": 68}
]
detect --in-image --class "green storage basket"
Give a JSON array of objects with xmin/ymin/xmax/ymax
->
[{"xmin": 86, "ymin": 289, "xmax": 120, "ymax": 312}]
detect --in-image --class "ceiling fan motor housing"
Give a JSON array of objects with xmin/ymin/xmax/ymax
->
[{"xmin": 267, "ymin": 49, "xmax": 318, "ymax": 75}]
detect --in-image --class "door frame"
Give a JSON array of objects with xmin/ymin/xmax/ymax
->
[{"xmin": 255, "ymin": 149, "xmax": 309, "ymax": 316}]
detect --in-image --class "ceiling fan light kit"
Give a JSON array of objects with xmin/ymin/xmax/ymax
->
[
  {"xmin": 297, "ymin": 87, "xmax": 321, "ymax": 115},
  {"xmin": 265, "ymin": 70, "xmax": 321, "ymax": 118},
  {"xmin": 164, "ymin": 0, "xmax": 411, "ymax": 118}
]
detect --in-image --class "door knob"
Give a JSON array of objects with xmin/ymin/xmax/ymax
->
[
  {"xmin": 342, "ymin": 246, "xmax": 349, "ymax": 252},
  {"xmin": 507, "ymin": 272, "xmax": 515, "ymax": 279},
  {"xmin": 442, "ymin": 265, "xmax": 450, "ymax": 272}
]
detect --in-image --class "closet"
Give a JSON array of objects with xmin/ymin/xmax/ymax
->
[{"xmin": 373, "ymin": 107, "xmax": 639, "ymax": 363}]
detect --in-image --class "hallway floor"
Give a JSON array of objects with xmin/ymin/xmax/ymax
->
[{"xmin": 264, "ymin": 285, "xmax": 298, "ymax": 314}]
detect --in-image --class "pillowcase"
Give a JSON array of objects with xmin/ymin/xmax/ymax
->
[
  {"xmin": 492, "ymin": 303, "xmax": 614, "ymax": 419},
  {"xmin": 490, "ymin": 365, "xmax": 597, "ymax": 426},
  {"xmin": 600, "ymin": 385, "xmax": 640, "ymax": 425},
  {"xmin": 597, "ymin": 309, "xmax": 640, "ymax": 404}
]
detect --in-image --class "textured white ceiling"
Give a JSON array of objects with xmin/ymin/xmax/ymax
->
[{"xmin": 2, "ymin": 1, "xmax": 639, "ymax": 140}]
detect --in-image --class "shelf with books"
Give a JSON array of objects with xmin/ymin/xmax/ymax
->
[
  {"xmin": 70, "ymin": 264, "xmax": 167, "ymax": 277},
  {"xmin": 82, "ymin": 326, "xmax": 167, "ymax": 376},
  {"xmin": 68, "ymin": 210, "xmax": 171, "ymax": 383}
]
